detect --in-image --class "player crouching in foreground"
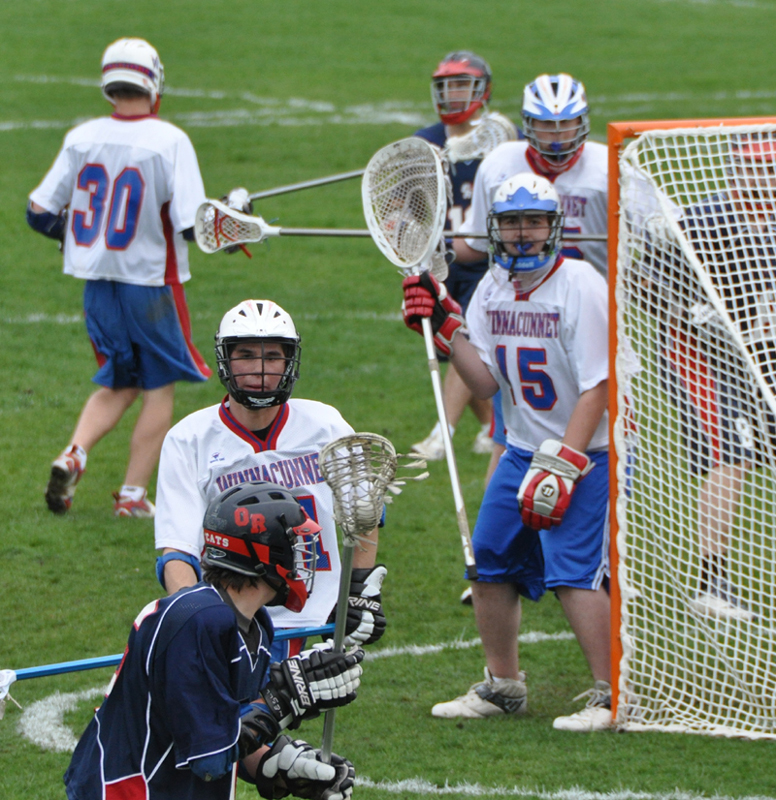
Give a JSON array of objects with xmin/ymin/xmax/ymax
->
[
  {"xmin": 402, "ymin": 173, "xmax": 612, "ymax": 731},
  {"xmin": 64, "ymin": 480, "xmax": 362, "ymax": 800}
]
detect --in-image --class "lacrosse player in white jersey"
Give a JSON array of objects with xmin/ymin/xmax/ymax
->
[
  {"xmin": 411, "ymin": 51, "xmax": 521, "ymax": 462},
  {"xmin": 27, "ymin": 38, "xmax": 211, "ymax": 519},
  {"xmin": 154, "ymin": 299, "xmax": 387, "ymax": 663},
  {"xmin": 455, "ymin": 72, "xmax": 608, "ymax": 512},
  {"xmin": 403, "ymin": 173, "xmax": 612, "ymax": 731}
]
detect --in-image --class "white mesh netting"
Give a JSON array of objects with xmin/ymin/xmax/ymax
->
[
  {"xmin": 615, "ymin": 124, "xmax": 776, "ymax": 738},
  {"xmin": 194, "ymin": 200, "xmax": 269, "ymax": 253},
  {"xmin": 362, "ymin": 138, "xmax": 447, "ymax": 271},
  {"xmin": 443, "ymin": 111, "xmax": 517, "ymax": 164}
]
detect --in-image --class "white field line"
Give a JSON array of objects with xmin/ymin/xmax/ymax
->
[
  {"xmin": 7, "ymin": 74, "xmax": 776, "ymax": 132},
  {"xmin": 356, "ymin": 778, "xmax": 776, "ymax": 800},
  {"xmin": 17, "ymin": 632, "xmax": 572, "ymax": 752}
]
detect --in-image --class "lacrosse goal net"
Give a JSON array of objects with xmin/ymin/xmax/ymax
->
[{"xmin": 609, "ymin": 117, "xmax": 776, "ymax": 738}]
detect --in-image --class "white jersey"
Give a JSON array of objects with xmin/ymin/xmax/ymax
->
[
  {"xmin": 154, "ymin": 398, "xmax": 354, "ymax": 629},
  {"xmin": 466, "ymin": 257, "xmax": 609, "ymax": 451},
  {"xmin": 460, "ymin": 141, "xmax": 609, "ymax": 276},
  {"xmin": 29, "ymin": 114, "xmax": 206, "ymax": 287}
]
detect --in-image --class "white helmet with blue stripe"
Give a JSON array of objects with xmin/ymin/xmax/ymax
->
[
  {"xmin": 522, "ymin": 73, "xmax": 590, "ymax": 171},
  {"xmin": 487, "ymin": 173, "xmax": 565, "ymax": 288}
]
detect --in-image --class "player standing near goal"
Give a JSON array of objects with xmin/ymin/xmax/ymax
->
[
  {"xmin": 455, "ymin": 72, "xmax": 608, "ymax": 493},
  {"xmin": 410, "ymin": 51, "xmax": 519, "ymax": 462},
  {"xmin": 27, "ymin": 37, "xmax": 211, "ymax": 518},
  {"xmin": 403, "ymin": 173, "xmax": 612, "ymax": 731},
  {"xmin": 653, "ymin": 134, "xmax": 776, "ymax": 622},
  {"xmin": 154, "ymin": 299, "xmax": 388, "ymax": 662},
  {"xmin": 65, "ymin": 481, "xmax": 361, "ymax": 800}
]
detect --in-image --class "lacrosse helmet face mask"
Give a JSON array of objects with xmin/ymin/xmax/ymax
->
[
  {"xmin": 487, "ymin": 173, "xmax": 565, "ymax": 290},
  {"xmin": 431, "ymin": 51, "xmax": 492, "ymax": 126},
  {"xmin": 522, "ymin": 73, "xmax": 590, "ymax": 173},
  {"xmin": 215, "ymin": 300, "xmax": 301, "ymax": 410},
  {"xmin": 101, "ymin": 38, "xmax": 165, "ymax": 107},
  {"xmin": 202, "ymin": 481, "xmax": 320, "ymax": 612},
  {"xmin": 728, "ymin": 133, "xmax": 776, "ymax": 214}
]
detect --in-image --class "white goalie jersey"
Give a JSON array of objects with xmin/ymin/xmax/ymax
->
[
  {"xmin": 29, "ymin": 115, "xmax": 206, "ymax": 286},
  {"xmin": 460, "ymin": 140, "xmax": 609, "ymax": 276},
  {"xmin": 466, "ymin": 257, "xmax": 609, "ymax": 452},
  {"xmin": 154, "ymin": 398, "xmax": 355, "ymax": 629}
]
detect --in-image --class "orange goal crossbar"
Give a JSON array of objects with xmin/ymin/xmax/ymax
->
[{"xmin": 606, "ymin": 117, "xmax": 776, "ymax": 719}]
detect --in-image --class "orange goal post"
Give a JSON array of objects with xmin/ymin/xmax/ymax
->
[{"xmin": 608, "ymin": 117, "xmax": 776, "ymax": 738}]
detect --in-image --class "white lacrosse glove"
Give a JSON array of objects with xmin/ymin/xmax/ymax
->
[
  {"xmin": 261, "ymin": 642, "xmax": 364, "ymax": 731},
  {"xmin": 223, "ymin": 186, "xmax": 253, "ymax": 214},
  {"xmin": 327, "ymin": 564, "xmax": 387, "ymax": 647},
  {"xmin": 517, "ymin": 440, "xmax": 594, "ymax": 530},
  {"xmin": 257, "ymin": 735, "xmax": 355, "ymax": 800}
]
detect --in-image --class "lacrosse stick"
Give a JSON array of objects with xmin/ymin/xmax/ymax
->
[
  {"xmin": 443, "ymin": 111, "xmax": 517, "ymax": 164},
  {"xmin": 317, "ymin": 433, "xmax": 398, "ymax": 762},
  {"xmin": 249, "ymin": 169, "xmax": 365, "ymax": 201},
  {"xmin": 361, "ymin": 137, "xmax": 478, "ymax": 580}
]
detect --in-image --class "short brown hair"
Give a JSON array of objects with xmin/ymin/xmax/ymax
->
[{"xmin": 203, "ymin": 564, "xmax": 264, "ymax": 592}]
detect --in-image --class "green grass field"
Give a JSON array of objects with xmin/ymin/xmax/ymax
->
[{"xmin": 3, "ymin": 1, "xmax": 776, "ymax": 798}]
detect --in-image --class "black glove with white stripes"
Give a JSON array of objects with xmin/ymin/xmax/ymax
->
[
  {"xmin": 256, "ymin": 735, "xmax": 355, "ymax": 800},
  {"xmin": 261, "ymin": 642, "xmax": 364, "ymax": 731},
  {"xmin": 327, "ymin": 565, "xmax": 387, "ymax": 647}
]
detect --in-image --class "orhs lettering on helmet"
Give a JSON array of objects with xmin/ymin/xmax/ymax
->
[{"xmin": 234, "ymin": 506, "xmax": 267, "ymax": 534}]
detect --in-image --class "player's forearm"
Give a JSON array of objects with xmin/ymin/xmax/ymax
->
[
  {"xmin": 452, "ymin": 237, "xmax": 487, "ymax": 263},
  {"xmin": 352, "ymin": 527, "xmax": 378, "ymax": 569},
  {"xmin": 562, "ymin": 380, "xmax": 609, "ymax": 452},
  {"xmin": 450, "ymin": 336, "xmax": 500, "ymax": 398},
  {"xmin": 162, "ymin": 549, "xmax": 200, "ymax": 594}
]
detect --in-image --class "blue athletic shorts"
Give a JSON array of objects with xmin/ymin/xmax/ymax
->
[
  {"xmin": 491, "ymin": 390, "xmax": 507, "ymax": 446},
  {"xmin": 470, "ymin": 445, "xmax": 610, "ymax": 600},
  {"xmin": 84, "ymin": 280, "xmax": 211, "ymax": 390}
]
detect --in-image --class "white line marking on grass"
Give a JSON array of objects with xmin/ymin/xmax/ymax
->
[
  {"xmin": 17, "ymin": 632, "xmax": 571, "ymax": 752},
  {"xmin": 17, "ymin": 685, "xmax": 107, "ymax": 753},
  {"xmin": 356, "ymin": 777, "xmax": 776, "ymax": 800}
]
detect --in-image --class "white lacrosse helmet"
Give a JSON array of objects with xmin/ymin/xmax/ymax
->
[
  {"xmin": 487, "ymin": 173, "xmax": 565, "ymax": 289},
  {"xmin": 215, "ymin": 300, "xmax": 301, "ymax": 410},
  {"xmin": 101, "ymin": 38, "xmax": 165, "ymax": 106},
  {"xmin": 522, "ymin": 73, "xmax": 590, "ymax": 172}
]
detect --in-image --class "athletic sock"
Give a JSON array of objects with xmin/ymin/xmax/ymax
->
[{"xmin": 118, "ymin": 485, "xmax": 146, "ymax": 502}]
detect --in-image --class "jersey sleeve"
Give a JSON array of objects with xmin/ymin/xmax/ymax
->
[
  {"xmin": 29, "ymin": 137, "xmax": 76, "ymax": 214},
  {"xmin": 163, "ymin": 605, "xmax": 242, "ymax": 766},
  {"xmin": 168, "ymin": 132, "xmax": 207, "ymax": 233},
  {"xmin": 154, "ymin": 425, "xmax": 209, "ymax": 558},
  {"xmin": 562, "ymin": 266, "xmax": 609, "ymax": 393}
]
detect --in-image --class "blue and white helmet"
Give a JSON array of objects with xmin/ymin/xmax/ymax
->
[
  {"xmin": 101, "ymin": 38, "xmax": 165, "ymax": 106},
  {"xmin": 487, "ymin": 173, "xmax": 565, "ymax": 286},
  {"xmin": 522, "ymin": 74, "xmax": 590, "ymax": 171}
]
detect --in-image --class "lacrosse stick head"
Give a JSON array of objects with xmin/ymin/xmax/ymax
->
[
  {"xmin": 362, "ymin": 138, "xmax": 448, "ymax": 275},
  {"xmin": 194, "ymin": 199, "xmax": 279, "ymax": 254},
  {"xmin": 444, "ymin": 111, "xmax": 517, "ymax": 164},
  {"xmin": 319, "ymin": 433, "xmax": 398, "ymax": 543}
]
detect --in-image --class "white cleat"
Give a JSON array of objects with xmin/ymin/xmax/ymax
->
[
  {"xmin": 410, "ymin": 429, "xmax": 446, "ymax": 461},
  {"xmin": 113, "ymin": 490, "xmax": 156, "ymax": 518},
  {"xmin": 46, "ymin": 445, "xmax": 87, "ymax": 514},
  {"xmin": 460, "ymin": 586, "xmax": 473, "ymax": 605},
  {"xmin": 553, "ymin": 680, "xmax": 613, "ymax": 732},
  {"xmin": 431, "ymin": 667, "xmax": 527, "ymax": 719},
  {"xmin": 472, "ymin": 425, "xmax": 494, "ymax": 455},
  {"xmin": 689, "ymin": 577, "xmax": 754, "ymax": 622}
]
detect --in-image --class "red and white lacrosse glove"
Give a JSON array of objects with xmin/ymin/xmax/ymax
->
[
  {"xmin": 402, "ymin": 272, "xmax": 466, "ymax": 357},
  {"xmin": 517, "ymin": 440, "xmax": 594, "ymax": 530}
]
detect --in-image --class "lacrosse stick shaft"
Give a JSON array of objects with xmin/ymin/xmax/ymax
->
[
  {"xmin": 272, "ymin": 230, "xmax": 606, "ymax": 240},
  {"xmin": 320, "ymin": 540, "xmax": 356, "ymax": 762},
  {"xmin": 249, "ymin": 170, "xmax": 365, "ymax": 201},
  {"xmin": 421, "ymin": 317, "xmax": 478, "ymax": 578}
]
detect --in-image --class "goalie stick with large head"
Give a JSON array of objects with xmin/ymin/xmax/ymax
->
[
  {"xmin": 443, "ymin": 111, "xmax": 517, "ymax": 164},
  {"xmin": 361, "ymin": 136, "xmax": 478, "ymax": 581}
]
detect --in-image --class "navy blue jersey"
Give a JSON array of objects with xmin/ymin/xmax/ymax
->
[{"xmin": 65, "ymin": 583, "xmax": 273, "ymax": 800}]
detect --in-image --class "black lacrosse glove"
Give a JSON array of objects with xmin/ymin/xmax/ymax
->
[
  {"xmin": 220, "ymin": 187, "xmax": 253, "ymax": 253},
  {"xmin": 256, "ymin": 735, "xmax": 355, "ymax": 800},
  {"xmin": 260, "ymin": 642, "xmax": 364, "ymax": 731},
  {"xmin": 326, "ymin": 565, "xmax": 387, "ymax": 647},
  {"xmin": 402, "ymin": 271, "xmax": 466, "ymax": 357}
]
